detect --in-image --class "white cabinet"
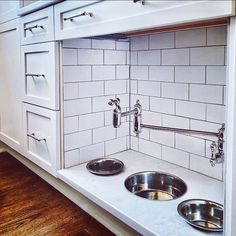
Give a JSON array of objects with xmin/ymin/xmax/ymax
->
[
  {"xmin": 20, "ymin": 6, "xmax": 54, "ymax": 45},
  {"xmin": 54, "ymin": 0, "xmax": 235, "ymax": 40},
  {"xmin": 21, "ymin": 42, "xmax": 59, "ymax": 110},
  {"xmin": 0, "ymin": 19, "xmax": 24, "ymax": 154},
  {"xmin": 23, "ymin": 103, "xmax": 60, "ymax": 176}
]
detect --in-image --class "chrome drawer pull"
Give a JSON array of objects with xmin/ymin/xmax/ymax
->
[
  {"xmin": 27, "ymin": 133, "xmax": 46, "ymax": 142},
  {"xmin": 25, "ymin": 73, "xmax": 45, "ymax": 78},
  {"xmin": 64, "ymin": 11, "xmax": 93, "ymax": 22},
  {"xmin": 24, "ymin": 25, "xmax": 44, "ymax": 32},
  {"xmin": 133, "ymin": 0, "xmax": 145, "ymax": 4}
]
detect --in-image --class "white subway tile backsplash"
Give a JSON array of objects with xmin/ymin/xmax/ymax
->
[
  {"xmin": 207, "ymin": 26, "xmax": 227, "ymax": 46},
  {"xmin": 207, "ymin": 104, "xmax": 225, "ymax": 123},
  {"xmin": 176, "ymin": 100, "xmax": 206, "ymax": 120},
  {"xmin": 149, "ymin": 66, "xmax": 174, "ymax": 82},
  {"xmin": 78, "ymin": 81, "xmax": 104, "ymax": 98},
  {"xmin": 105, "ymin": 137, "xmax": 128, "ymax": 156},
  {"xmin": 162, "ymin": 146, "xmax": 189, "ymax": 168},
  {"xmin": 131, "ymin": 95, "xmax": 150, "ymax": 110},
  {"xmin": 92, "ymin": 39, "xmax": 115, "ymax": 49},
  {"xmin": 131, "ymin": 136, "xmax": 139, "ymax": 151},
  {"xmin": 131, "ymin": 66, "xmax": 148, "ymax": 80},
  {"xmin": 190, "ymin": 46, "xmax": 224, "ymax": 65},
  {"xmin": 175, "ymin": 28, "xmax": 206, "ymax": 48},
  {"xmin": 118, "ymin": 94, "xmax": 130, "ymax": 108},
  {"xmin": 63, "ymin": 38, "xmax": 91, "ymax": 48},
  {"xmin": 80, "ymin": 143, "xmax": 105, "ymax": 163},
  {"xmin": 64, "ymin": 149, "xmax": 80, "ymax": 168},
  {"xmin": 139, "ymin": 139, "xmax": 161, "ymax": 159},
  {"xmin": 138, "ymin": 50, "xmax": 161, "ymax": 65},
  {"xmin": 150, "ymin": 130, "xmax": 175, "ymax": 147},
  {"xmin": 162, "ymin": 83, "xmax": 188, "ymax": 100},
  {"xmin": 142, "ymin": 111, "xmax": 162, "ymax": 126},
  {"xmin": 149, "ymin": 32, "xmax": 174, "ymax": 49},
  {"xmin": 117, "ymin": 122, "xmax": 129, "ymax": 137},
  {"xmin": 63, "ymin": 66, "xmax": 91, "ymax": 83},
  {"xmin": 116, "ymin": 65, "xmax": 129, "ymax": 79},
  {"xmin": 64, "ymin": 98, "xmax": 91, "ymax": 117},
  {"xmin": 64, "ymin": 83, "xmax": 79, "ymax": 100},
  {"xmin": 138, "ymin": 81, "xmax": 160, "ymax": 97},
  {"xmin": 65, "ymin": 130, "xmax": 92, "ymax": 151},
  {"xmin": 104, "ymin": 50, "xmax": 127, "ymax": 64},
  {"xmin": 78, "ymin": 49, "xmax": 103, "ymax": 65},
  {"xmin": 92, "ymin": 65, "xmax": 115, "ymax": 81},
  {"xmin": 79, "ymin": 112, "xmax": 104, "ymax": 131},
  {"xmin": 162, "ymin": 114, "xmax": 190, "ymax": 129},
  {"xmin": 150, "ymin": 97, "xmax": 175, "ymax": 115},
  {"xmin": 206, "ymin": 66, "xmax": 226, "ymax": 85},
  {"xmin": 63, "ymin": 49, "xmax": 77, "ymax": 65},
  {"xmin": 162, "ymin": 48, "xmax": 189, "ymax": 65},
  {"xmin": 131, "ymin": 51, "xmax": 138, "ymax": 65},
  {"xmin": 175, "ymin": 66, "xmax": 205, "ymax": 84},
  {"xmin": 190, "ymin": 84, "xmax": 223, "ymax": 104},
  {"xmin": 131, "ymin": 80, "xmax": 138, "ymax": 94},
  {"xmin": 131, "ymin": 36, "xmax": 149, "ymax": 50},
  {"xmin": 93, "ymin": 125, "xmax": 116, "ymax": 144},
  {"xmin": 105, "ymin": 80, "xmax": 127, "ymax": 95},
  {"xmin": 64, "ymin": 116, "xmax": 79, "ymax": 134},
  {"xmin": 105, "ymin": 110, "xmax": 113, "ymax": 126},
  {"xmin": 116, "ymin": 41, "xmax": 130, "ymax": 51},
  {"xmin": 92, "ymin": 95, "xmax": 113, "ymax": 112}
]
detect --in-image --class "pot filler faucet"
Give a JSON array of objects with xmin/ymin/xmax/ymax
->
[{"xmin": 108, "ymin": 97, "xmax": 225, "ymax": 167}]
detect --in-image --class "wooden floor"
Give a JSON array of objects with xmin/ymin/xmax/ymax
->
[{"xmin": 0, "ymin": 152, "xmax": 115, "ymax": 236}]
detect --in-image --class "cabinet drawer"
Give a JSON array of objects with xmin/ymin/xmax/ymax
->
[
  {"xmin": 23, "ymin": 103, "xmax": 60, "ymax": 176},
  {"xmin": 22, "ymin": 42, "xmax": 59, "ymax": 110},
  {"xmin": 20, "ymin": 6, "xmax": 54, "ymax": 45},
  {"xmin": 55, "ymin": 0, "xmax": 234, "ymax": 40}
]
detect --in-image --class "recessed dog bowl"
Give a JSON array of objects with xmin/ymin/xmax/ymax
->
[
  {"xmin": 124, "ymin": 171, "xmax": 187, "ymax": 201},
  {"xmin": 86, "ymin": 158, "xmax": 124, "ymax": 176},
  {"xmin": 177, "ymin": 199, "xmax": 223, "ymax": 232}
]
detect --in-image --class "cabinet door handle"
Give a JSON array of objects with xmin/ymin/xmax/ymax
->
[
  {"xmin": 133, "ymin": 0, "xmax": 145, "ymax": 4},
  {"xmin": 27, "ymin": 133, "xmax": 46, "ymax": 142},
  {"xmin": 24, "ymin": 25, "xmax": 44, "ymax": 32},
  {"xmin": 63, "ymin": 11, "xmax": 93, "ymax": 22},
  {"xmin": 25, "ymin": 73, "xmax": 45, "ymax": 78}
]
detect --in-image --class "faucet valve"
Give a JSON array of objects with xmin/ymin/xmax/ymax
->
[{"xmin": 108, "ymin": 98, "xmax": 121, "ymax": 128}]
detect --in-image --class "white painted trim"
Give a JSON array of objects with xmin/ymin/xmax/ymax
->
[
  {"xmin": 224, "ymin": 16, "xmax": 236, "ymax": 236},
  {"xmin": 0, "ymin": 144, "xmax": 140, "ymax": 236}
]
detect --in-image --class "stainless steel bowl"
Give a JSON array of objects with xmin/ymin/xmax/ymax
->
[
  {"xmin": 86, "ymin": 158, "xmax": 124, "ymax": 176},
  {"xmin": 177, "ymin": 199, "xmax": 223, "ymax": 232},
  {"xmin": 124, "ymin": 171, "xmax": 187, "ymax": 200}
]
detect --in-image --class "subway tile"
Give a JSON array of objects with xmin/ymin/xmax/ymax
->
[
  {"xmin": 117, "ymin": 122, "xmax": 129, "ymax": 137},
  {"xmin": 77, "ymin": 49, "xmax": 103, "ymax": 65},
  {"xmin": 162, "ymin": 146, "xmax": 189, "ymax": 168},
  {"xmin": 190, "ymin": 46, "xmax": 224, "ymax": 65},
  {"xmin": 162, "ymin": 114, "xmax": 190, "ymax": 129},
  {"xmin": 130, "ymin": 36, "xmax": 149, "ymax": 50},
  {"xmin": 80, "ymin": 143, "xmax": 104, "ymax": 163},
  {"xmin": 63, "ymin": 66, "xmax": 91, "ymax": 82},
  {"xmin": 93, "ymin": 125, "xmax": 116, "ymax": 143},
  {"xmin": 116, "ymin": 41, "xmax": 130, "ymax": 50},
  {"xmin": 92, "ymin": 95, "xmax": 114, "ymax": 112},
  {"xmin": 176, "ymin": 100, "xmax": 206, "ymax": 120},
  {"xmin": 175, "ymin": 28, "xmax": 206, "ymax": 48},
  {"xmin": 149, "ymin": 66, "xmax": 174, "ymax": 82},
  {"xmin": 116, "ymin": 65, "xmax": 129, "ymax": 79},
  {"xmin": 105, "ymin": 137, "xmax": 128, "ymax": 156},
  {"xmin": 130, "ymin": 66, "xmax": 148, "ymax": 80},
  {"xmin": 138, "ymin": 50, "xmax": 161, "ymax": 65},
  {"xmin": 64, "ymin": 98, "xmax": 91, "ymax": 117},
  {"xmin": 175, "ymin": 66, "xmax": 205, "ymax": 84},
  {"xmin": 63, "ymin": 38, "xmax": 91, "ymax": 49},
  {"xmin": 150, "ymin": 97, "xmax": 175, "ymax": 115},
  {"xmin": 176, "ymin": 133, "xmax": 205, "ymax": 156},
  {"xmin": 92, "ymin": 65, "xmax": 115, "ymax": 81},
  {"xmin": 207, "ymin": 26, "xmax": 227, "ymax": 46},
  {"xmin": 138, "ymin": 126, "xmax": 150, "ymax": 140},
  {"xmin": 79, "ymin": 112, "xmax": 104, "ymax": 131},
  {"xmin": 105, "ymin": 80, "xmax": 127, "ymax": 95},
  {"xmin": 131, "ymin": 136, "xmax": 139, "ymax": 151},
  {"xmin": 105, "ymin": 110, "xmax": 113, "ymax": 126},
  {"xmin": 138, "ymin": 81, "xmax": 160, "ymax": 97},
  {"xmin": 162, "ymin": 83, "xmax": 188, "ymax": 100},
  {"xmin": 131, "ymin": 95, "xmax": 150, "ymax": 110},
  {"xmin": 64, "ymin": 116, "xmax": 79, "ymax": 134},
  {"xmin": 207, "ymin": 104, "xmax": 225, "ymax": 123},
  {"xmin": 142, "ymin": 111, "xmax": 162, "ymax": 126},
  {"xmin": 118, "ymin": 94, "xmax": 130, "ymax": 108},
  {"xmin": 190, "ymin": 84, "xmax": 223, "ymax": 104},
  {"xmin": 162, "ymin": 48, "xmax": 189, "ymax": 65},
  {"xmin": 64, "ymin": 83, "xmax": 79, "ymax": 100},
  {"xmin": 104, "ymin": 50, "xmax": 127, "ymax": 64},
  {"xmin": 65, "ymin": 130, "xmax": 92, "ymax": 151},
  {"xmin": 150, "ymin": 130, "xmax": 175, "ymax": 147},
  {"xmin": 130, "ymin": 51, "xmax": 138, "ymax": 65},
  {"xmin": 190, "ymin": 154, "xmax": 223, "ymax": 180},
  {"xmin": 64, "ymin": 149, "xmax": 80, "ymax": 168},
  {"xmin": 63, "ymin": 48, "xmax": 77, "ymax": 65},
  {"xmin": 149, "ymin": 32, "xmax": 174, "ymax": 49},
  {"xmin": 206, "ymin": 66, "xmax": 226, "ymax": 85},
  {"xmin": 131, "ymin": 80, "xmax": 138, "ymax": 94},
  {"xmin": 92, "ymin": 39, "xmax": 115, "ymax": 49},
  {"xmin": 78, "ymin": 81, "xmax": 104, "ymax": 98},
  {"xmin": 139, "ymin": 139, "xmax": 161, "ymax": 159}
]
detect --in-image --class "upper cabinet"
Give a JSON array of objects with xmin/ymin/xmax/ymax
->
[{"xmin": 54, "ymin": 0, "xmax": 235, "ymax": 40}]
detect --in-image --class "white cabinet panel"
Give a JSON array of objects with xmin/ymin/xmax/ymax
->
[
  {"xmin": 23, "ymin": 103, "xmax": 60, "ymax": 176},
  {"xmin": 21, "ymin": 42, "xmax": 59, "ymax": 110},
  {"xmin": 20, "ymin": 6, "xmax": 54, "ymax": 45}
]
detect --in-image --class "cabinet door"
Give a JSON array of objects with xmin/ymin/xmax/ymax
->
[
  {"xmin": 0, "ymin": 19, "xmax": 24, "ymax": 154},
  {"xmin": 23, "ymin": 103, "xmax": 60, "ymax": 176}
]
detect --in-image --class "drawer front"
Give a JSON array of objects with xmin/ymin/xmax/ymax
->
[
  {"xmin": 55, "ymin": 0, "xmax": 234, "ymax": 40},
  {"xmin": 22, "ymin": 42, "xmax": 59, "ymax": 110},
  {"xmin": 20, "ymin": 6, "xmax": 54, "ymax": 45},
  {"xmin": 23, "ymin": 103, "xmax": 60, "ymax": 176}
]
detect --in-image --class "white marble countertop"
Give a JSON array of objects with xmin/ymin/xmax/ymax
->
[{"xmin": 58, "ymin": 150, "xmax": 223, "ymax": 236}]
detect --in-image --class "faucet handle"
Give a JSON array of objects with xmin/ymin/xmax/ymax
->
[
  {"xmin": 210, "ymin": 141, "xmax": 217, "ymax": 167},
  {"xmin": 108, "ymin": 98, "xmax": 120, "ymax": 106}
]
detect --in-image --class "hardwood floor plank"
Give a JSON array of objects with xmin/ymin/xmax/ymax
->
[{"xmin": 0, "ymin": 152, "xmax": 115, "ymax": 236}]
